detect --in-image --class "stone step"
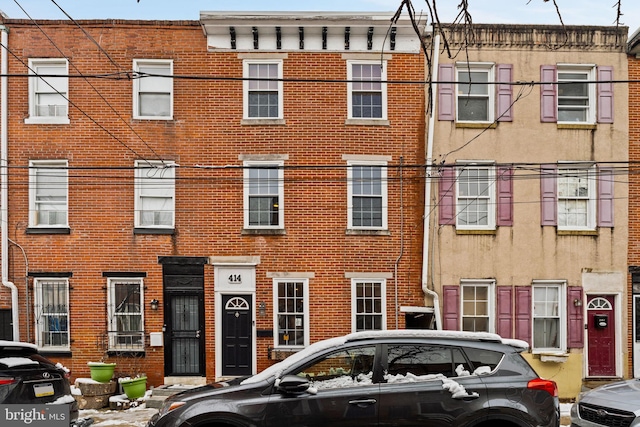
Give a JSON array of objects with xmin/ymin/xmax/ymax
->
[{"xmin": 146, "ymin": 385, "xmax": 198, "ymax": 409}]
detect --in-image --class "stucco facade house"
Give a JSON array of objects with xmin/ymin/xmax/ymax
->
[
  {"xmin": 0, "ymin": 12, "xmax": 428, "ymax": 386},
  {"xmin": 426, "ymin": 24, "xmax": 629, "ymax": 399}
]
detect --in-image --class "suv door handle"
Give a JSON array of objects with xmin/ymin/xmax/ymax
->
[
  {"xmin": 348, "ymin": 399, "xmax": 377, "ymax": 407},
  {"xmin": 452, "ymin": 393, "xmax": 480, "ymax": 401}
]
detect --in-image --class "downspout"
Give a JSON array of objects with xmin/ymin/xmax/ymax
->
[
  {"xmin": 422, "ymin": 33, "xmax": 441, "ymax": 329},
  {"xmin": 1, "ymin": 25, "xmax": 19, "ymax": 340}
]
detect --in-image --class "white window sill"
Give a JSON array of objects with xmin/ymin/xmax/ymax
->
[
  {"xmin": 241, "ymin": 119, "xmax": 286, "ymax": 126},
  {"xmin": 133, "ymin": 116, "xmax": 174, "ymax": 121},
  {"xmin": 25, "ymin": 117, "xmax": 70, "ymax": 125},
  {"xmin": 345, "ymin": 118, "xmax": 390, "ymax": 126},
  {"xmin": 346, "ymin": 229, "xmax": 390, "ymax": 236},
  {"xmin": 535, "ymin": 352, "xmax": 569, "ymax": 363}
]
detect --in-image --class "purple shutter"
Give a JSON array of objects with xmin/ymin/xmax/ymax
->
[
  {"xmin": 496, "ymin": 286, "xmax": 513, "ymax": 338},
  {"xmin": 497, "ymin": 166, "xmax": 513, "ymax": 226},
  {"xmin": 598, "ymin": 167, "xmax": 614, "ymax": 227},
  {"xmin": 597, "ymin": 66, "xmax": 614, "ymax": 124},
  {"xmin": 540, "ymin": 65, "xmax": 557, "ymax": 122},
  {"xmin": 439, "ymin": 167, "xmax": 456, "ymax": 225},
  {"xmin": 514, "ymin": 287, "xmax": 532, "ymax": 346},
  {"xmin": 496, "ymin": 64, "xmax": 513, "ymax": 122},
  {"xmin": 442, "ymin": 286, "xmax": 460, "ymax": 331},
  {"xmin": 438, "ymin": 64, "xmax": 455, "ymax": 121},
  {"xmin": 540, "ymin": 164, "xmax": 557, "ymax": 226},
  {"xmin": 567, "ymin": 286, "xmax": 584, "ymax": 348}
]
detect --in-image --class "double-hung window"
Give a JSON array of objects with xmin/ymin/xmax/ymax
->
[
  {"xmin": 557, "ymin": 166, "xmax": 596, "ymax": 230},
  {"xmin": 243, "ymin": 160, "xmax": 284, "ymax": 229},
  {"xmin": 34, "ymin": 279, "xmax": 69, "ymax": 350},
  {"xmin": 243, "ymin": 60, "xmax": 283, "ymax": 120},
  {"xmin": 461, "ymin": 280, "xmax": 494, "ymax": 333},
  {"xmin": 352, "ymin": 279, "xmax": 386, "ymax": 332},
  {"xmin": 107, "ymin": 278, "xmax": 144, "ymax": 351},
  {"xmin": 273, "ymin": 279, "xmax": 308, "ymax": 348},
  {"xmin": 532, "ymin": 281, "xmax": 566, "ymax": 353},
  {"xmin": 27, "ymin": 59, "xmax": 69, "ymax": 124},
  {"xmin": 133, "ymin": 59, "xmax": 173, "ymax": 119},
  {"xmin": 134, "ymin": 160, "xmax": 175, "ymax": 229},
  {"xmin": 456, "ymin": 164, "xmax": 496, "ymax": 230},
  {"xmin": 456, "ymin": 64, "xmax": 494, "ymax": 122},
  {"xmin": 347, "ymin": 160, "xmax": 388, "ymax": 230},
  {"xmin": 29, "ymin": 160, "xmax": 68, "ymax": 228},
  {"xmin": 557, "ymin": 67, "xmax": 595, "ymax": 123},
  {"xmin": 347, "ymin": 61, "xmax": 387, "ymax": 120}
]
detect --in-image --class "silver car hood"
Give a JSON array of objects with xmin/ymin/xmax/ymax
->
[{"xmin": 579, "ymin": 379, "xmax": 640, "ymax": 414}]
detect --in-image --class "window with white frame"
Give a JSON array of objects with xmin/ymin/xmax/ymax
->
[
  {"xmin": 34, "ymin": 279, "xmax": 69, "ymax": 350},
  {"xmin": 274, "ymin": 279, "xmax": 308, "ymax": 348},
  {"xmin": 532, "ymin": 282, "xmax": 566, "ymax": 352},
  {"xmin": 557, "ymin": 66, "xmax": 596, "ymax": 124},
  {"xmin": 243, "ymin": 161, "xmax": 284, "ymax": 229},
  {"xmin": 456, "ymin": 63, "xmax": 494, "ymax": 122},
  {"xmin": 243, "ymin": 60, "xmax": 283, "ymax": 119},
  {"xmin": 29, "ymin": 160, "xmax": 68, "ymax": 228},
  {"xmin": 347, "ymin": 161, "xmax": 388, "ymax": 230},
  {"xmin": 107, "ymin": 278, "xmax": 144, "ymax": 351},
  {"xmin": 133, "ymin": 59, "xmax": 173, "ymax": 119},
  {"xmin": 348, "ymin": 61, "xmax": 387, "ymax": 120},
  {"xmin": 352, "ymin": 279, "xmax": 386, "ymax": 331},
  {"xmin": 27, "ymin": 59, "xmax": 69, "ymax": 123},
  {"xmin": 456, "ymin": 165, "xmax": 496, "ymax": 230},
  {"xmin": 557, "ymin": 165, "xmax": 596, "ymax": 230},
  {"xmin": 134, "ymin": 160, "xmax": 175, "ymax": 228},
  {"xmin": 461, "ymin": 281, "xmax": 494, "ymax": 333}
]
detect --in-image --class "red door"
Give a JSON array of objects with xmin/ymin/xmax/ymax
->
[{"xmin": 587, "ymin": 295, "xmax": 615, "ymax": 377}]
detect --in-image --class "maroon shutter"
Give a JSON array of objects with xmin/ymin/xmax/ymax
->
[
  {"xmin": 496, "ymin": 64, "xmax": 513, "ymax": 122},
  {"xmin": 439, "ymin": 167, "xmax": 456, "ymax": 225},
  {"xmin": 540, "ymin": 65, "xmax": 557, "ymax": 122},
  {"xmin": 540, "ymin": 164, "xmax": 557, "ymax": 226},
  {"xmin": 496, "ymin": 286, "xmax": 513, "ymax": 338},
  {"xmin": 567, "ymin": 286, "xmax": 584, "ymax": 348},
  {"xmin": 438, "ymin": 64, "xmax": 455, "ymax": 121},
  {"xmin": 597, "ymin": 66, "xmax": 614, "ymax": 124},
  {"xmin": 497, "ymin": 166, "xmax": 513, "ymax": 226},
  {"xmin": 514, "ymin": 287, "xmax": 532, "ymax": 345},
  {"xmin": 442, "ymin": 285, "xmax": 460, "ymax": 331},
  {"xmin": 598, "ymin": 167, "xmax": 614, "ymax": 227}
]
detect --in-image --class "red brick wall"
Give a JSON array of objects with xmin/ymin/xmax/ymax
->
[{"xmin": 0, "ymin": 19, "xmax": 426, "ymax": 386}]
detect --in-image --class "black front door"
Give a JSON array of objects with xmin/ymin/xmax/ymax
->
[{"xmin": 222, "ymin": 294, "xmax": 252, "ymax": 377}]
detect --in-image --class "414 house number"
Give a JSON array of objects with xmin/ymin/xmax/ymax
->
[{"xmin": 228, "ymin": 274, "xmax": 242, "ymax": 284}]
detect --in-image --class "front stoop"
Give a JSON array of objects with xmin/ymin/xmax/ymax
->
[{"xmin": 146, "ymin": 378, "xmax": 206, "ymax": 409}]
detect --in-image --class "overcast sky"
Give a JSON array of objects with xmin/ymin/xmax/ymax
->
[{"xmin": 2, "ymin": 0, "xmax": 640, "ymax": 36}]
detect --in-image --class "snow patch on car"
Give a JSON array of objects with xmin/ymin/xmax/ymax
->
[{"xmin": 0, "ymin": 356, "xmax": 39, "ymax": 367}]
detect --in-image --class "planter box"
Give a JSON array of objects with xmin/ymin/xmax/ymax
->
[{"xmin": 74, "ymin": 380, "xmax": 117, "ymax": 409}]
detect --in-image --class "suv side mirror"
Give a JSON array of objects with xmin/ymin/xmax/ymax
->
[{"xmin": 276, "ymin": 375, "xmax": 310, "ymax": 395}]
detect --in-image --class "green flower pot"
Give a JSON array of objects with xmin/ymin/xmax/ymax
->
[
  {"xmin": 87, "ymin": 362, "xmax": 116, "ymax": 383},
  {"xmin": 120, "ymin": 376, "xmax": 147, "ymax": 400}
]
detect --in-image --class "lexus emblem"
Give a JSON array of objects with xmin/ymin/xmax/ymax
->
[{"xmin": 42, "ymin": 372, "xmax": 51, "ymax": 379}]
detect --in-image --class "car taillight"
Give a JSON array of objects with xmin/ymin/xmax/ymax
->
[
  {"xmin": 0, "ymin": 378, "xmax": 16, "ymax": 385},
  {"xmin": 528, "ymin": 378, "xmax": 558, "ymax": 397}
]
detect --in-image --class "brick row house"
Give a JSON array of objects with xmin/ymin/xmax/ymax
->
[
  {"xmin": 428, "ymin": 24, "xmax": 629, "ymax": 398},
  {"xmin": 0, "ymin": 12, "xmax": 428, "ymax": 386}
]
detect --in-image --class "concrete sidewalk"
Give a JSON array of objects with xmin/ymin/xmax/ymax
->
[{"xmin": 79, "ymin": 406, "xmax": 158, "ymax": 427}]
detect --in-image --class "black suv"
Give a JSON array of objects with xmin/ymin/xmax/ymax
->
[
  {"xmin": 0, "ymin": 340, "xmax": 80, "ymax": 426},
  {"xmin": 148, "ymin": 330, "xmax": 559, "ymax": 427}
]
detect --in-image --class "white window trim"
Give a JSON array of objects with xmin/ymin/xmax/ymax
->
[
  {"xmin": 460, "ymin": 279, "xmax": 495, "ymax": 333},
  {"xmin": 455, "ymin": 62, "xmax": 495, "ymax": 123},
  {"xmin": 272, "ymin": 278, "xmax": 310, "ymax": 349},
  {"xmin": 531, "ymin": 280, "xmax": 567, "ymax": 354},
  {"xmin": 28, "ymin": 160, "xmax": 69, "ymax": 228},
  {"xmin": 133, "ymin": 59, "xmax": 174, "ymax": 120},
  {"xmin": 347, "ymin": 160, "xmax": 388, "ymax": 230},
  {"xmin": 557, "ymin": 163, "xmax": 596, "ymax": 231},
  {"xmin": 243, "ymin": 160, "xmax": 284, "ymax": 229},
  {"xmin": 455, "ymin": 163, "xmax": 497, "ymax": 231},
  {"xmin": 106, "ymin": 277, "xmax": 145, "ymax": 351},
  {"xmin": 134, "ymin": 160, "xmax": 176, "ymax": 229},
  {"xmin": 351, "ymin": 278, "xmax": 387, "ymax": 332},
  {"xmin": 557, "ymin": 64, "xmax": 596, "ymax": 125},
  {"xmin": 243, "ymin": 59, "xmax": 284, "ymax": 120},
  {"xmin": 347, "ymin": 60, "xmax": 388, "ymax": 120},
  {"xmin": 26, "ymin": 58, "xmax": 70, "ymax": 125},
  {"xmin": 34, "ymin": 278, "xmax": 70, "ymax": 351}
]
